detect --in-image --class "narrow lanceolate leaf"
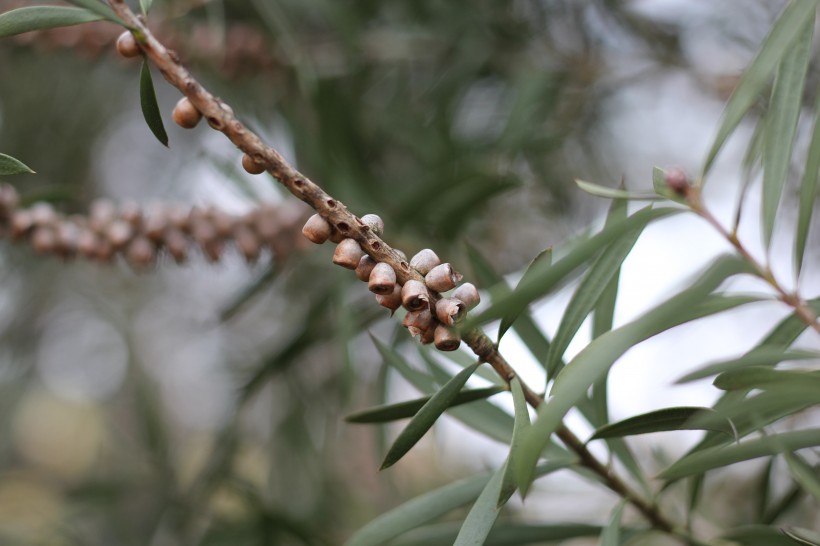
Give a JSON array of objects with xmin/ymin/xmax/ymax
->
[
  {"xmin": 545, "ymin": 222, "xmax": 642, "ymax": 379},
  {"xmin": 139, "ymin": 60, "xmax": 169, "ymax": 148},
  {"xmin": 389, "ymin": 523, "xmax": 604, "ymax": 546},
  {"xmin": 761, "ymin": 14, "xmax": 814, "ymax": 249},
  {"xmin": 344, "ymin": 387, "xmax": 505, "ymax": 424},
  {"xmin": 724, "ymin": 526, "xmax": 812, "ymax": 546},
  {"xmin": 784, "ymin": 453, "xmax": 820, "ymax": 502},
  {"xmin": 575, "ymin": 179, "xmax": 661, "ymax": 201},
  {"xmin": 713, "ymin": 367, "xmax": 820, "ymax": 392},
  {"xmin": 598, "ymin": 501, "xmax": 626, "ymax": 546},
  {"xmin": 0, "ymin": 6, "xmax": 103, "ymax": 37},
  {"xmin": 499, "ymin": 378, "xmax": 531, "ymax": 504},
  {"xmin": 0, "ymin": 153, "xmax": 34, "ymax": 175},
  {"xmin": 589, "ymin": 407, "xmax": 734, "ymax": 441},
  {"xmin": 659, "ymin": 428, "xmax": 820, "ymax": 480},
  {"xmin": 497, "ymin": 248, "xmax": 552, "ymax": 341},
  {"xmin": 702, "ymin": 0, "xmax": 819, "ymax": 176},
  {"xmin": 139, "ymin": 0, "xmax": 153, "ymax": 16},
  {"xmin": 783, "ymin": 528, "xmax": 820, "ymax": 546},
  {"xmin": 676, "ymin": 348, "xmax": 819, "ymax": 383},
  {"xmin": 453, "ymin": 465, "xmax": 507, "ymax": 546},
  {"xmin": 795, "ymin": 88, "xmax": 820, "ymax": 273},
  {"xmin": 61, "ymin": 0, "xmax": 123, "ymax": 23},
  {"xmin": 469, "ymin": 207, "xmax": 680, "ymax": 328},
  {"xmin": 380, "ymin": 362, "xmax": 481, "ymax": 470},
  {"xmin": 513, "ymin": 256, "xmax": 753, "ymax": 494}
]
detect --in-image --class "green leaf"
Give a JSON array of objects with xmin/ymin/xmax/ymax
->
[
  {"xmin": 0, "ymin": 153, "xmax": 34, "ymax": 176},
  {"xmin": 598, "ymin": 501, "xmax": 626, "ymax": 546},
  {"xmin": 61, "ymin": 0, "xmax": 123, "ymax": 24},
  {"xmin": 723, "ymin": 526, "xmax": 811, "ymax": 546},
  {"xmin": 497, "ymin": 248, "xmax": 552, "ymax": 341},
  {"xmin": 513, "ymin": 256, "xmax": 753, "ymax": 494},
  {"xmin": 702, "ymin": 0, "xmax": 819, "ymax": 176},
  {"xmin": 388, "ymin": 523, "xmax": 604, "ymax": 546},
  {"xmin": 795, "ymin": 89, "xmax": 820, "ymax": 274},
  {"xmin": 545, "ymin": 219, "xmax": 642, "ymax": 379},
  {"xmin": 676, "ymin": 348, "xmax": 818, "ymax": 383},
  {"xmin": 589, "ymin": 407, "xmax": 734, "ymax": 441},
  {"xmin": 0, "ymin": 6, "xmax": 103, "ymax": 37},
  {"xmin": 498, "ymin": 378, "xmax": 531, "ymax": 505},
  {"xmin": 139, "ymin": 60, "xmax": 169, "ymax": 148},
  {"xmin": 784, "ymin": 452, "xmax": 820, "ymax": 502},
  {"xmin": 453, "ymin": 464, "xmax": 506, "ymax": 546},
  {"xmin": 783, "ymin": 528, "xmax": 820, "ymax": 546},
  {"xmin": 575, "ymin": 179, "xmax": 661, "ymax": 201},
  {"xmin": 345, "ymin": 387, "xmax": 505, "ymax": 423},
  {"xmin": 761, "ymin": 13, "xmax": 814, "ymax": 248},
  {"xmin": 659, "ymin": 428, "xmax": 820, "ymax": 480},
  {"xmin": 469, "ymin": 207, "xmax": 681, "ymax": 328},
  {"xmin": 713, "ymin": 367, "xmax": 820, "ymax": 391},
  {"xmin": 140, "ymin": 0, "xmax": 153, "ymax": 16},
  {"xmin": 380, "ymin": 362, "xmax": 481, "ymax": 469}
]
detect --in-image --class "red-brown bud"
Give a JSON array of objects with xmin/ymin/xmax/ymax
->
[
  {"xmin": 116, "ymin": 31, "xmax": 141, "ymax": 58},
  {"xmin": 242, "ymin": 154, "xmax": 267, "ymax": 175},
  {"xmin": 172, "ymin": 97, "xmax": 202, "ymax": 129},
  {"xmin": 126, "ymin": 236, "xmax": 156, "ymax": 268},
  {"xmin": 434, "ymin": 324, "xmax": 461, "ymax": 351},
  {"xmin": 452, "ymin": 283, "xmax": 480, "ymax": 310},
  {"xmin": 302, "ymin": 213, "xmax": 332, "ymax": 244},
  {"xmin": 665, "ymin": 167, "xmax": 690, "ymax": 196},
  {"xmin": 332, "ymin": 238, "xmax": 364, "ymax": 269},
  {"xmin": 435, "ymin": 297, "xmax": 466, "ymax": 326},
  {"xmin": 368, "ymin": 262, "xmax": 397, "ymax": 295},
  {"xmin": 425, "ymin": 263, "xmax": 463, "ymax": 293},
  {"xmin": 401, "ymin": 280, "xmax": 430, "ymax": 312}
]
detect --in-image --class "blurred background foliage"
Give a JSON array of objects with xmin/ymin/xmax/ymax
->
[{"xmin": 0, "ymin": 0, "xmax": 805, "ymax": 544}]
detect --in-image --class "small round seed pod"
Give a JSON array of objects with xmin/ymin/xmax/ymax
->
[
  {"xmin": 360, "ymin": 214, "xmax": 384, "ymax": 237},
  {"xmin": 368, "ymin": 262, "xmax": 397, "ymax": 295},
  {"xmin": 31, "ymin": 226, "xmax": 56, "ymax": 254},
  {"xmin": 167, "ymin": 205, "xmax": 190, "ymax": 232},
  {"xmin": 116, "ymin": 31, "xmax": 140, "ymax": 58},
  {"xmin": 401, "ymin": 280, "xmax": 430, "ymax": 312},
  {"xmin": 435, "ymin": 297, "xmax": 466, "ymax": 326},
  {"xmin": 234, "ymin": 225, "xmax": 261, "ymax": 262},
  {"xmin": 452, "ymin": 283, "xmax": 480, "ymax": 310},
  {"xmin": 402, "ymin": 309, "xmax": 433, "ymax": 338},
  {"xmin": 242, "ymin": 154, "xmax": 267, "ymax": 175},
  {"xmin": 202, "ymin": 240, "xmax": 224, "ymax": 262},
  {"xmin": 76, "ymin": 229, "xmax": 99, "ymax": 258},
  {"xmin": 119, "ymin": 201, "xmax": 143, "ymax": 228},
  {"xmin": 172, "ymin": 97, "xmax": 202, "ymax": 129},
  {"xmin": 332, "ymin": 238, "xmax": 364, "ymax": 269},
  {"xmin": 95, "ymin": 237, "xmax": 115, "ymax": 263},
  {"xmin": 10, "ymin": 210, "xmax": 32, "ymax": 240},
  {"xmin": 420, "ymin": 323, "xmax": 437, "ymax": 345},
  {"xmin": 375, "ymin": 284, "xmax": 402, "ymax": 312},
  {"xmin": 434, "ymin": 324, "xmax": 461, "ymax": 351},
  {"xmin": 30, "ymin": 202, "xmax": 57, "ymax": 226},
  {"xmin": 191, "ymin": 218, "xmax": 218, "ymax": 247},
  {"xmin": 410, "ymin": 249, "xmax": 441, "ymax": 276},
  {"xmin": 425, "ymin": 263, "xmax": 463, "ymax": 293},
  {"xmin": 143, "ymin": 207, "xmax": 169, "ymax": 242},
  {"xmin": 302, "ymin": 213, "xmax": 332, "ymax": 244},
  {"xmin": 106, "ymin": 220, "xmax": 133, "ymax": 249},
  {"xmin": 126, "ymin": 236, "xmax": 156, "ymax": 268},
  {"xmin": 164, "ymin": 228, "xmax": 188, "ymax": 263},
  {"xmin": 90, "ymin": 199, "xmax": 117, "ymax": 232},
  {"xmin": 355, "ymin": 255, "xmax": 378, "ymax": 282},
  {"xmin": 55, "ymin": 222, "xmax": 79, "ymax": 256},
  {"xmin": 0, "ymin": 184, "xmax": 19, "ymax": 215}
]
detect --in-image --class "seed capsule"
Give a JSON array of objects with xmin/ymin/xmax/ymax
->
[
  {"xmin": 164, "ymin": 228, "xmax": 188, "ymax": 263},
  {"xmin": 126, "ymin": 236, "xmax": 156, "ymax": 268},
  {"xmin": 360, "ymin": 214, "xmax": 384, "ymax": 237},
  {"xmin": 10, "ymin": 210, "xmax": 32, "ymax": 240},
  {"xmin": 401, "ymin": 280, "xmax": 430, "ymax": 312},
  {"xmin": 30, "ymin": 202, "xmax": 57, "ymax": 226},
  {"xmin": 116, "ymin": 31, "xmax": 140, "ymax": 58},
  {"xmin": 355, "ymin": 255, "xmax": 378, "ymax": 282},
  {"xmin": 172, "ymin": 97, "xmax": 202, "ymax": 129},
  {"xmin": 375, "ymin": 284, "xmax": 402, "ymax": 312},
  {"xmin": 419, "ymin": 323, "xmax": 437, "ymax": 345},
  {"xmin": 368, "ymin": 262, "xmax": 397, "ymax": 295},
  {"xmin": 242, "ymin": 154, "xmax": 267, "ymax": 175},
  {"xmin": 234, "ymin": 225, "xmax": 261, "ymax": 262},
  {"xmin": 402, "ymin": 309, "xmax": 433, "ymax": 338},
  {"xmin": 31, "ymin": 226, "xmax": 56, "ymax": 254},
  {"xmin": 144, "ymin": 207, "xmax": 169, "ymax": 242},
  {"xmin": 106, "ymin": 220, "xmax": 133, "ymax": 249},
  {"xmin": 0, "ymin": 184, "xmax": 19, "ymax": 215},
  {"xmin": 302, "ymin": 213, "xmax": 332, "ymax": 244},
  {"xmin": 425, "ymin": 263, "xmax": 463, "ymax": 293},
  {"xmin": 452, "ymin": 283, "xmax": 480, "ymax": 310},
  {"xmin": 90, "ymin": 199, "xmax": 117, "ymax": 232},
  {"xmin": 76, "ymin": 229, "xmax": 99, "ymax": 258},
  {"xmin": 435, "ymin": 298, "xmax": 466, "ymax": 326},
  {"xmin": 434, "ymin": 324, "xmax": 461, "ymax": 351},
  {"xmin": 332, "ymin": 238, "xmax": 364, "ymax": 269},
  {"xmin": 410, "ymin": 249, "xmax": 441, "ymax": 276}
]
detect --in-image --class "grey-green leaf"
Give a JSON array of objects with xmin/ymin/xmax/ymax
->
[
  {"xmin": 0, "ymin": 6, "xmax": 103, "ymax": 37},
  {"xmin": 783, "ymin": 528, "xmax": 820, "ymax": 546},
  {"xmin": 345, "ymin": 386, "xmax": 505, "ymax": 424},
  {"xmin": 676, "ymin": 348, "xmax": 819, "ymax": 383},
  {"xmin": 795, "ymin": 89, "xmax": 820, "ymax": 274},
  {"xmin": 139, "ymin": 60, "xmax": 169, "ymax": 148},
  {"xmin": 388, "ymin": 523, "xmax": 604, "ymax": 546},
  {"xmin": 498, "ymin": 378, "xmax": 531, "ymax": 504},
  {"xmin": 453, "ymin": 465, "xmax": 507, "ymax": 546},
  {"xmin": 724, "ymin": 526, "xmax": 813, "ymax": 546},
  {"xmin": 61, "ymin": 0, "xmax": 122, "ymax": 23},
  {"xmin": 575, "ymin": 179, "xmax": 661, "ymax": 201},
  {"xmin": 659, "ymin": 428, "xmax": 820, "ymax": 480},
  {"xmin": 380, "ymin": 362, "xmax": 481, "ymax": 469},
  {"xmin": 713, "ymin": 367, "xmax": 820, "ymax": 391},
  {"xmin": 598, "ymin": 501, "xmax": 626, "ymax": 546},
  {"xmin": 702, "ymin": 0, "xmax": 819, "ymax": 176},
  {"xmin": 761, "ymin": 13, "xmax": 814, "ymax": 248},
  {"xmin": 589, "ymin": 407, "xmax": 734, "ymax": 441},
  {"xmin": 497, "ymin": 248, "xmax": 552, "ymax": 341},
  {"xmin": 0, "ymin": 153, "xmax": 34, "ymax": 175},
  {"xmin": 784, "ymin": 452, "xmax": 820, "ymax": 502},
  {"xmin": 140, "ymin": 0, "xmax": 153, "ymax": 16}
]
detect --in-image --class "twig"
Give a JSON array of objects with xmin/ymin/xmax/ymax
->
[{"xmin": 107, "ymin": 1, "xmax": 687, "ymax": 538}]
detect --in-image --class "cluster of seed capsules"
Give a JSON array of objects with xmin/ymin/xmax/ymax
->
[
  {"xmin": 301, "ymin": 213, "xmax": 480, "ymax": 352},
  {"xmin": 0, "ymin": 184, "xmax": 306, "ymax": 268}
]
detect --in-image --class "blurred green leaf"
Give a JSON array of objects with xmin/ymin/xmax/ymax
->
[
  {"xmin": 453, "ymin": 464, "xmax": 506, "ymax": 545},
  {"xmin": 140, "ymin": 0, "xmax": 153, "ymax": 16},
  {"xmin": 783, "ymin": 528, "xmax": 820, "ymax": 546},
  {"xmin": 140, "ymin": 60, "xmax": 169, "ymax": 148},
  {"xmin": 702, "ymin": 0, "xmax": 819, "ymax": 176},
  {"xmin": 724, "ymin": 526, "xmax": 811, "ymax": 546},
  {"xmin": 676, "ymin": 348, "xmax": 818, "ymax": 383},
  {"xmin": 589, "ymin": 407, "xmax": 734, "ymax": 441},
  {"xmin": 0, "ymin": 153, "xmax": 34, "ymax": 175},
  {"xmin": 713, "ymin": 367, "xmax": 820, "ymax": 391},
  {"xmin": 784, "ymin": 453, "xmax": 820, "ymax": 502},
  {"xmin": 0, "ymin": 6, "xmax": 102, "ymax": 37},
  {"xmin": 761, "ymin": 14, "xmax": 814, "ymax": 248},
  {"xmin": 651, "ymin": 167, "xmax": 686, "ymax": 202},
  {"xmin": 598, "ymin": 501, "xmax": 626, "ymax": 546},
  {"xmin": 389, "ymin": 522, "xmax": 605, "ymax": 546},
  {"xmin": 575, "ymin": 179, "xmax": 661, "ymax": 201},
  {"xmin": 498, "ymin": 377, "xmax": 531, "ymax": 505},
  {"xmin": 514, "ymin": 255, "xmax": 753, "ymax": 494},
  {"xmin": 795, "ymin": 89, "xmax": 820, "ymax": 274},
  {"xmin": 659, "ymin": 428, "xmax": 820, "ymax": 480},
  {"xmin": 381, "ymin": 362, "xmax": 481, "ymax": 469},
  {"xmin": 345, "ymin": 386, "xmax": 505, "ymax": 423},
  {"xmin": 470, "ymin": 207, "xmax": 681, "ymax": 327},
  {"xmin": 62, "ymin": 0, "xmax": 123, "ymax": 24},
  {"xmin": 498, "ymin": 248, "xmax": 552, "ymax": 341}
]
